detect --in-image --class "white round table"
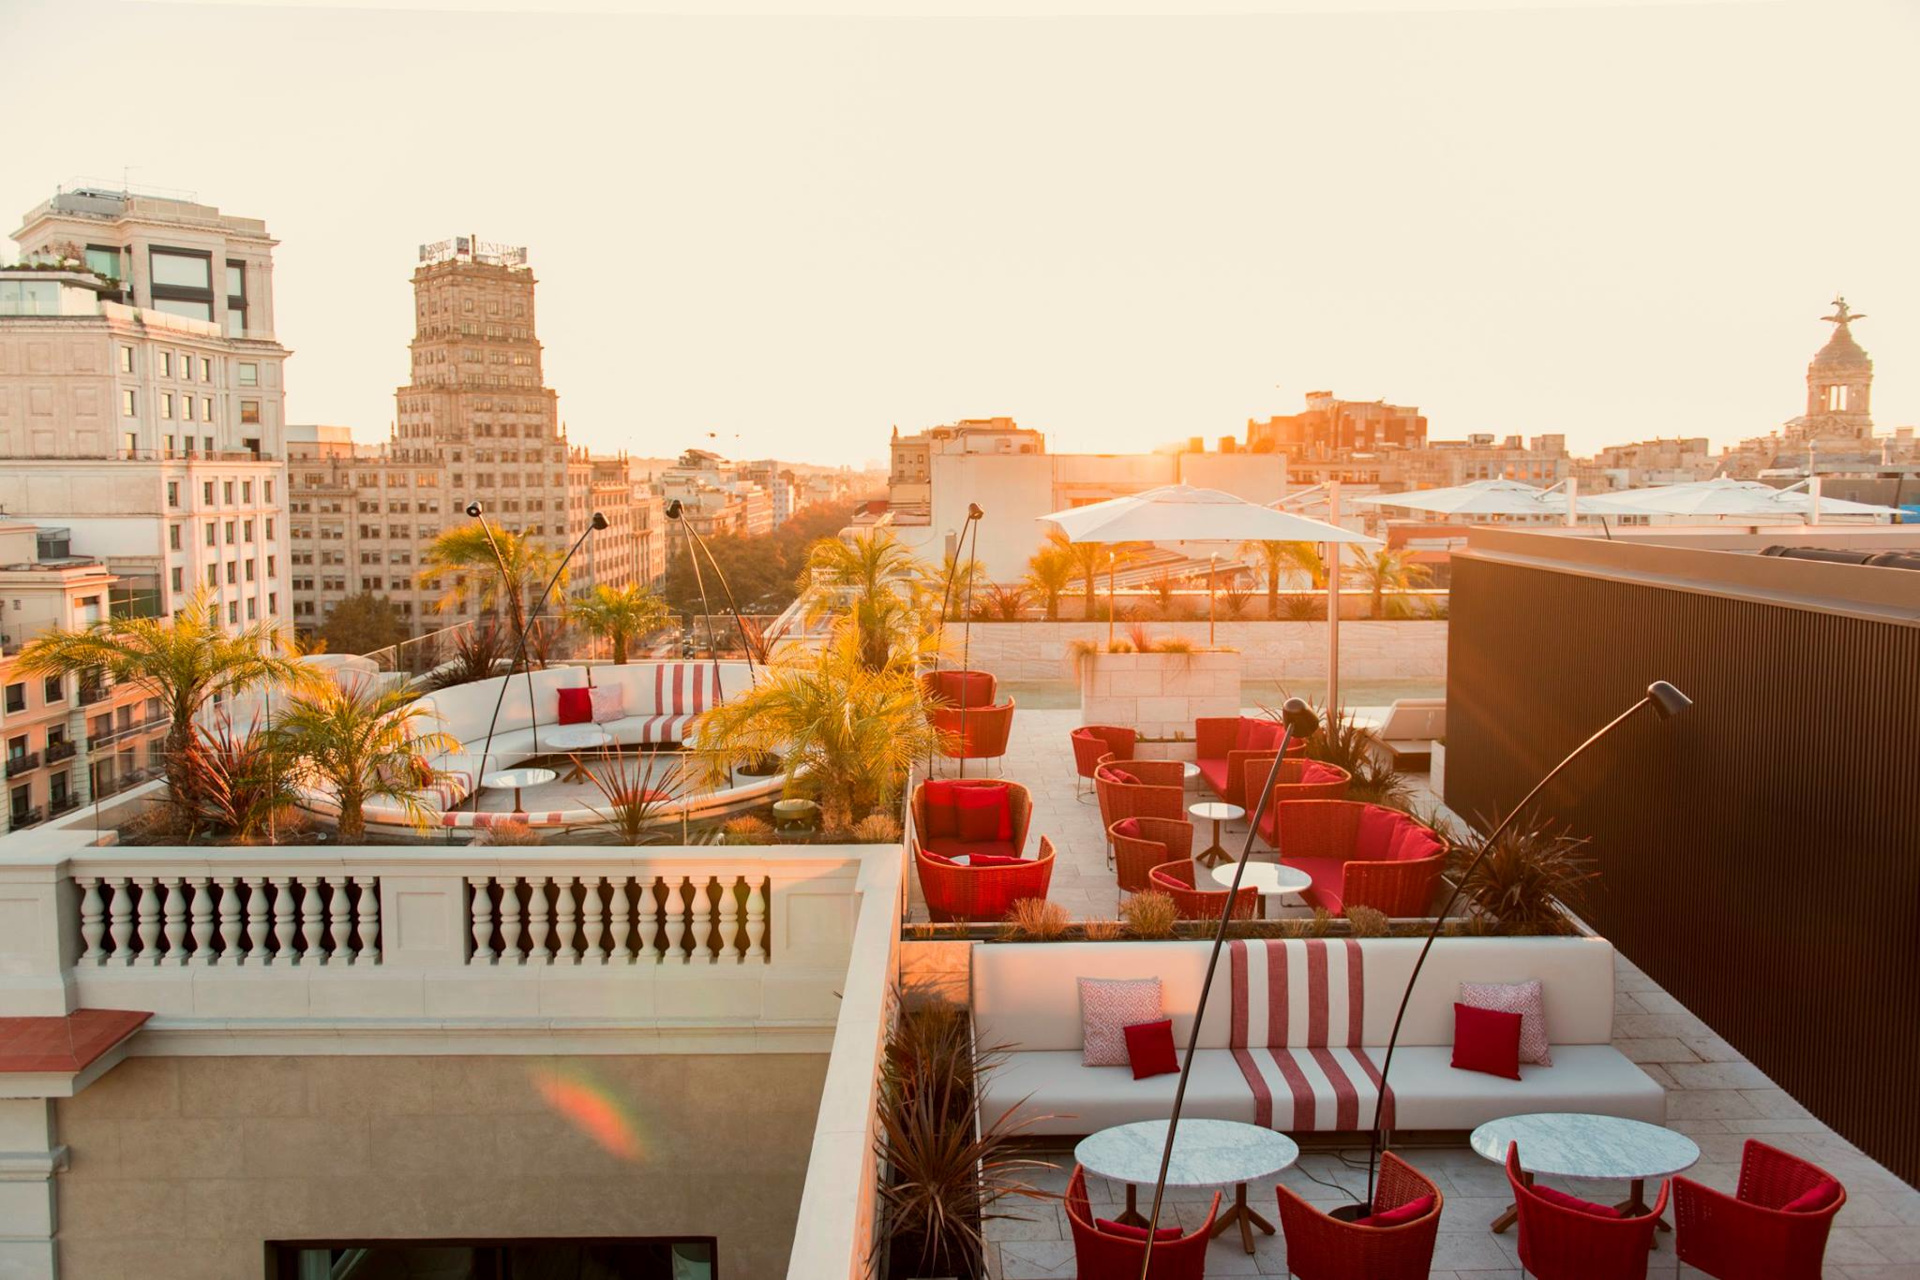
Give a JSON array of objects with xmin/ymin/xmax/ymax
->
[
  {"xmin": 543, "ymin": 725, "xmax": 612, "ymax": 781},
  {"xmin": 1075, "ymin": 1118, "xmax": 1298, "ymax": 1254},
  {"xmin": 481, "ymin": 767, "xmax": 555, "ymax": 812},
  {"xmin": 1208, "ymin": 861, "xmax": 1312, "ymax": 918},
  {"xmin": 1187, "ymin": 800, "xmax": 1245, "ymax": 867},
  {"xmin": 1179, "ymin": 761, "xmax": 1202, "ymax": 787},
  {"xmin": 1471, "ymin": 1112, "xmax": 1700, "ymax": 1237}
]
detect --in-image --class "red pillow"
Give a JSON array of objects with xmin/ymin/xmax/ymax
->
[
  {"xmin": 1782, "ymin": 1179, "xmax": 1842, "ymax": 1213},
  {"xmin": 1354, "ymin": 806, "xmax": 1402, "ymax": 861},
  {"xmin": 556, "ymin": 687, "xmax": 593, "ymax": 725},
  {"xmin": 1095, "ymin": 1219, "xmax": 1183, "ymax": 1242},
  {"xmin": 921, "ymin": 779, "xmax": 960, "ymax": 838},
  {"xmin": 1123, "ymin": 1019, "xmax": 1178, "ymax": 1079},
  {"xmin": 1302, "ymin": 762, "xmax": 1342, "ymax": 786},
  {"xmin": 1451, "ymin": 1003, "xmax": 1523, "ymax": 1080},
  {"xmin": 1112, "ymin": 818, "xmax": 1142, "ymax": 840},
  {"xmin": 1532, "ymin": 1185, "xmax": 1622, "ymax": 1219},
  {"xmin": 966, "ymin": 853, "xmax": 1023, "ymax": 868},
  {"xmin": 953, "ymin": 781, "xmax": 1012, "ymax": 841},
  {"xmin": 1233, "ymin": 716, "xmax": 1260, "ymax": 752},
  {"xmin": 1245, "ymin": 718, "xmax": 1283, "ymax": 752},
  {"xmin": 1107, "ymin": 767, "xmax": 1141, "ymax": 786},
  {"xmin": 920, "ymin": 849, "xmax": 956, "ymax": 866},
  {"xmin": 1390, "ymin": 824, "xmax": 1445, "ymax": 863},
  {"xmin": 1354, "ymin": 1192, "xmax": 1436, "ymax": 1228}
]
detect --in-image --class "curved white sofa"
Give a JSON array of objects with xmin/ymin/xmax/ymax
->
[{"xmin": 973, "ymin": 936, "xmax": 1663, "ymax": 1137}]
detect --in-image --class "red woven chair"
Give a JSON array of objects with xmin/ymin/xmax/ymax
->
[
  {"xmin": 1094, "ymin": 760, "xmax": 1187, "ymax": 849},
  {"xmin": 1275, "ymin": 1150, "xmax": 1443, "ymax": 1280},
  {"xmin": 920, "ymin": 668, "xmax": 996, "ymax": 705},
  {"xmin": 1071, "ymin": 724, "xmax": 1137, "ymax": 798},
  {"xmin": 1674, "ymin": 1139, "xmax": 1845, "ymax": 1280},
  {"xmin": 1108, "ymin": 816, "xmax": 1193, "ymax": 893},
  {"xmin": 930, "ymin": 697, "xmax": 1015, "ymax": 764},
  {"xmin": 910, "ymin": 779, "xmax": 1033, "ymax": 860},
  {"xmin": 1272, "ymin": 799, "xmax": 1447, "ymax": 917},
  {"xmin": 1195, "ymin": 714, "xmax": 1309, "ymax": 806},
  {"xmin": 1252, "ymin": 758, "xmax": 1353, "ymax": 847},
  {"xmin": 1065, "ymin": 1165, "xmax": 1218, "ymax": 1280},
  {"xmin": 1148, "ymin": 859, "xmax": 1258, "ymax": 920},
  {"xmin": 1507, "ymin": 1143, "xmax": 1668, "ymax": 1280},
  {"xmin": 915, "ymin": 835, "xmax": 1056, "ymax": 923}
]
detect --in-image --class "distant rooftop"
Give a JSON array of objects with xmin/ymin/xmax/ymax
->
[{"xmin": 417, "ymin": 235, "xmax": 528, "ymax": 269}]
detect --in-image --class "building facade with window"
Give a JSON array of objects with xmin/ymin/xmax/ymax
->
[{"xmin": 0, "ymin": 188, "xmax": 290, "ymax": 630}]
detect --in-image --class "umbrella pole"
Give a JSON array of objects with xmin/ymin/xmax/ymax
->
[
  {"xmin": 1326, "ymin": 480, "xmax": 1341, "ymax": 713},
  {"xmin": 1208, "ymin": 553, "xmax": 1216, "ymax": 646},
  {"xmin": 1107, "ymin": 552, "xmax": 1116, "ymax": 650}
]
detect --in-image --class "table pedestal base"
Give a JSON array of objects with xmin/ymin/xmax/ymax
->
[
  {"xmin": 1195, "ymin": 819, "xmax": 1230, "ymax": 868},
  {"xmin": 1115, "ymin": 1183, "xmax": 1271, "ymax": 1254}
]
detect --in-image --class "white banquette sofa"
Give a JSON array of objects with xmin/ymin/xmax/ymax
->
[{"xmin": 972, "ymin": 936, "xmax": 1663, "ymax": 1137}]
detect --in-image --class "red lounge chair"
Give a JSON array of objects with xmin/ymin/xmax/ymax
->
[
  {"xmin": 910, "ymin": 779, "xmax": 1033, "ymax": 861},
  {"xmin": 1148, "ymin": 860, "xmax": 1258, "ymax": 920},
  {"xmin": 1065, "ymin": 1165, "xmax": 1218, "ymax": 1280},
  {"xmin": 920, "ymin": 668, "xmax": 996, "ymax": 706},
  {"xmin": 1093, "ymin": 760, "xmax": 1187, "ymax": 846},
  {"xmin": 1071, "ymin": 724, "xmax": 1137, "ymax": 798},
  {"xmin": 923, "ymin": 669, "xmax": 1015, "ymax": 766},
  {"xmin": 1252, "ymin": 759, "xmax": 1353, "ymax": 847},
  {"xmin": 1275, "ymin": 1150, "xmax": 1443, "ymax": 1280},
  {"xmin": 1272, "ymin": 799, "xmax": 1447, "ymax": 917},
  {"xmin": 914, "ymin": 836, "xmax": 1056, "ymax": 923},
  {"xmin": 1195, "ymin": 715, "xmax": 1309, "ymax": 807},
  {"xmin": 1507, "ymin": 1143, "xmax": 1668, "ymax": 1280},
  {"xmin": 1108, "ymin": 815, "xmax": 1193, "ymax": 894},
  {"xmin": 1674, "ymin": 1139, "xmax": 1846, "ymax": 1280}
]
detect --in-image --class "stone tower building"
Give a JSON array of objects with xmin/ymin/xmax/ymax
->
[{"xmin": 1795, "ymin": 296, "xmax": 1874, "ymax": 444}]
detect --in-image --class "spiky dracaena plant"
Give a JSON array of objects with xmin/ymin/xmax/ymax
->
[
  {"xmin": 1295, "ymin": 703, "xmax": 1412, "ymax": 809},
  {"xmin": 421, "ymin": 620, "xmax": 511, "ymax": 691},
  {"xmin": 688, "ymin": 621, "xmax": 940, "ymax": 829},
  {"xmin": 12, "ymin": 589, "xmax": 311, "ymax": 829},
  {"xmin": 575, "ymin": 750, "xmax": 684, "ymax": 845},
  {"xmin": 269, "ymin": 681, "xmax": 456, "ymax": 843},
  {"xmin": 1451, "ymin": 815, "xmax": 1597, "ymax": 936},
  {"xmin": 176, "ymin": 719, "xmax": 302, "ymax": 843}
]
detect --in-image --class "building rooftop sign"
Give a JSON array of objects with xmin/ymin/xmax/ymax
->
[{"xmin": 418, "ymin": 236, "xmax": 528, "ymax": 268}]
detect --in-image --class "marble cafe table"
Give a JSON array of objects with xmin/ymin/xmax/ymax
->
[
  {"xmin": 1075, "ymin": 1117, "xmax": 1299, "ymax": 1254},
  {"xmin": 1470, "ymin": 1112, "xmax": 1701, "ymax": 1237}
]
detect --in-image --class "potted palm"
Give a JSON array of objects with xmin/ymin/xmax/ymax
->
[
  {"xmin": 567, "ymin": 583, "xmax": 670, "ymax": 665},
  {"xmin": 418, "ymin": 524, "xmax": 563, "ymax": 651},
  {"xmin": 270, "ymin": 681, "xmax": 456, "ymax": 842}
]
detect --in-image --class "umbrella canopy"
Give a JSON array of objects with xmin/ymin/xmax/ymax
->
[
  {"xmin": 1039, "ymin": 484, "xmax": 1378, "ymax": 546},
  {"xmin": 1349, "ymin": 479, "xmax": 1565, "ymax": 517},
  {"xmin": 1579, "ymin": 478, "xmax": 1902, "ymax": 518}
]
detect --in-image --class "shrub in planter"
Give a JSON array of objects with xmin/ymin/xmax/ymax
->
[
  {"xmin": 1000, "ymin": 898, "xmax": 1071, "ymax": 941},
  {"xmin": 1451, "ymin": 815, "xmax": 1596, "ymax": 936},
  {"xmin": 1120, "ymin": 890, "xmax": 1178, "ymax": 939}
]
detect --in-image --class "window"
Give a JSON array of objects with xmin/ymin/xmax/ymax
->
[
  {"xmin": 267, "ymin": 554, "xmax": 276, "ymax": 577},
  {"xmin": 120, "ymin": 389, "xmax": 136, "ymax": 417},
  {"xmin": 224, "ymin": 481, "xmax": 235, "ymax": 503},
  {"xmin": 199, "ymin": 357, "xmax": 210, "ymax": 382},
  {"xmin": 204, "ymin": 524, "xmax": 216, "ymax": 547},
  {"xmin": 171, "ymin": 567, "xmax": 183, "ymax": 592},
  {"xmin": 245, "ymin": 560, "xmax": 255, "ymax": 582},
  {"xmin": 246, "ymin": 598, "xmax": 256, "ymax": 621},
  {"xmin": 225, "ymin": 561, "xmax": 236, "ymax": 584},
  {"xmin": 238, "ymin": 361, "xmax": 257, "ymax": 387},
  {"xmin": 240, "ymin": 400, "xmax": 260, "ymax": 425},
  {"xmin": 85, "ymin": 245, "xmax": 121, "ymax": 281},
  {"xmin": 168, "ymin": 524, "xmax": 181, "ymax": 550},
  {"xmin": 160, "ymin": 352, "xmax": 173, "ymax": 378},
  {"xmin": 201, "ymin": 398, "xmax": 213, "ymax": 423},
  {"xmin": 206, "ymin": 565, "xmax": 217, "ymax": 586},
  {"xmin": 42, "ymin": 675, "xmax": 61, "ymax": 702},
  {"xmin": 160, "ymin": 392, "xmax": 173, "ymax": 419},
  {"xmin": 225, "ymin": 261, "xmax": 247, "ymax": 336},
  {"xmin": 227, "ymin": 601, "xmax": 238, "ymax": 625},
  {"xmin": 224, "ymin": 520, "xmax": 235, "ymax": 544},
  {"xmin": 4, "ymin": 684, "xmax": 23, "ymax": 715},
  {"xmin": 265, "ymin": 481, "xmax": 274, "ymax": 502},
  {"xmin": 203, "ymin": 481, "xmax": 215, "ymax": 504},
  {"xmin": 243, "ymin": 519, "xmax": 254, "ymax": 542},
  {"xmin": 149, "ymin": 248, "xmax": 214, "ymax": 322},
  {"xmin": 124, "ymin": 432, "xmax": 138, "ymax": 455},
  {"xmin": 242, "ymin": 481, "xmax": 252, "ymax": 502},
  {"xmin": 165, "ymin": 434, "xmax": 175, "ymax": 455},
  {"xmin": 268, "ymin": 592, "xmax": 278, "ymax": 615},
  {"xmin": 119, "ymin": 346, "xmax": 133, "ymax": 373}
]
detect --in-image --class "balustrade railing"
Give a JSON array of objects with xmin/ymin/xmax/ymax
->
[
  {"xmin": 467, "ymin": 872, "xmax": 769, "ymax": 965},
  {"xmin": 74, "ymin": 874, "xmax": 380, "ymax": 966}
]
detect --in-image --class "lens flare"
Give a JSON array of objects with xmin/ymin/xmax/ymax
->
[{"xmin": 534, "ymin": 1067, "xmax": 645, "ymax": 1160}]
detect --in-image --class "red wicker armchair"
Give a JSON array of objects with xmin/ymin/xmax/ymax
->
[
  {"xmin": 1108, "ymin": 816, "xmax": 1193, "ymax": 893},
  {"xmin": 915, "ymin": 836, "xmax": 1056, "ymax": 923},
  {"xmin": 1065, "ymin": 1165, "xmax": 1218, "ymax": 1280},
  {"xmin": 930, "ymin": 698, "xmax": 1015, "ymax": 762},
  {"xmin": 1507, "ymin": 1143, "xmax": 1668, "ymax": 1280},
  {"xmin": 1148, "ymin": 860, "xmax": 1258, "ymax": 920},
  {"xmin": 1276, "ymin": 1150, "xmax": 1443, "ymax": 1280},
  {"xmin": 921, "ymin": 668, "xmax": 996, "ymax": 705},
  {"xmin": 1674, "ymin": 1139, "xmax": 1845, "ymax": 1280},
  {"xmin": 1195, "ymin": 715, "xmax": 1309, "ymax": 806},
  {"xmin": 1094, "ymin": 760, "xmax": 1187, "ymax": 846},
  {"xmin": 1271, "ymin": 799, "xmax": 1447, "ymax": 917},
  {"xmin": 910, "ymin": 779, "xmax": 1033, "ymax": 860},
  {"xmin": 1252, "ymin": 758, "xmax": 1353, "ymax": 846},
  {"xmin": 1071, "ymin": 724, "xmax": 1137, "ymax": 797}
]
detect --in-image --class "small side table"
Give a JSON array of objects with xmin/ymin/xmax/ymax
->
[
  {"xmin": 1179, "ymin": 761, "xmax": 1202, "ymax": 789},
  {"xmin": 1208, "ymin": 861, "xmax": 1312, "ymax": 918},
  {"xmin": 1075, "ymin": 1118, "xmax": 1298, "ymax": 1255},
  {"xmin": 482, "ymin": 767, "xmax": 556, "ymax": 814},
  {"xmin": 1187, "ymin": 800, "xmax": 1246, "ymax": 867},
  {"xmin": 543, "ymin": 724, "xmax": 612, "ymax": 782},
  {"xmin": 1470, "ymin": 1112, "xmax": 1700, "ymax": 1240}
]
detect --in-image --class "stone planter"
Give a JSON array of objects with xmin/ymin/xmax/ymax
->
[
  {"xmin": 1429, "ymin": 739, "xmax": 1447, "ymax": 805},
  {"xmin": 1078, "ymin": 649, "xmax": 1242, "ymax": 741}
]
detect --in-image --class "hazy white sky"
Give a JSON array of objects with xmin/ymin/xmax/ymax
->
[{"xmin": 3, "ymin": 0, "xmax": 1914, "ymax": 467}]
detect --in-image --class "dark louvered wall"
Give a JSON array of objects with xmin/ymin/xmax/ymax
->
[{"xmin": 1447, "ymin": 554, "xmax": 1920, "ymax": 1186}]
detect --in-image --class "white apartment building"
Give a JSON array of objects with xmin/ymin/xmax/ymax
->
[{"xmin": 0, "ymin": 188, "xmax": 290, "ymax": 631}]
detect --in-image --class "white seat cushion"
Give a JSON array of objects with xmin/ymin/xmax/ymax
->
[
  {"xmin": 982, "ymin": 1050, "xmax": 1257, "ymax": 1137},
  {"xmin": 1375, "ymin": 1045, "xmax": 1665, "ymax": 1132}
]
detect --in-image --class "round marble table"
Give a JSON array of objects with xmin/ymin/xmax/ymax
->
[
  {"xmin": 1075, "ymin": 1118, "xmax": 1298, "ymax": 1254},
  {"xmin": 542, "ymin": 724, "xmax": 613, "ymax": 782},
  {"xmin": 1179, "ymin": 761, "xmax": 1202, "ymax": 787},
  {"xmin": 1471, "ymin": 1112, "xmax": 1700, "ymax": 1237},
  {"xmin": 1187, "ymin": 801, "xmax": 1246, "ymax": 867},
  {"xmin": 481, "ymin": 767, "xmax": 555, "ymax": 813},
  {"xmin": 1208, "ymin": 861, "xmax": 1312, "ymax": 918}
]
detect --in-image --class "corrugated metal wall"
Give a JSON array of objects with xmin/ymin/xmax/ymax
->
[{"xmin": 1447, "ymin": 554, "xmax": 1920, "ymax": 1186}]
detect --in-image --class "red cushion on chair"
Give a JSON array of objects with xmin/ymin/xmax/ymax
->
[
  {"xmin": 954, "ymin": 781, "xmax": 1012, "ymax": 841},
  {"xmin": 1451, "ymin": 1003, "xmax": 1523, "ymax": 1080},
  {"xmin": 1782, "ymin": 1178, "xmax": 1842, "ymax": 1213},
  {"xmin": 1094, "ymin": 1219, "xmax": 1184, "ymax": 1242},
  {"xmin": 966, "ymin": 853, "xmax": 1024, "ymax": 868},
  {"xmin": 1301, "ymin": 762, "xmax": 1343, "ymax": 786},
  {"xmin": 556, "ymin": 687, "xmax": 593, "ymax": 725},
  {"xmin": 1234, "ymin": 716, "xmax": 1260, "ymax": 752},
  {"xmin": 1123, "ymin": 1019, "xmax": 1178, "ymax": 1079},
  {"xmin": 920, "ymin": 849, "xmax": 957, "ymax": 866},
  {"xmin": 922, "ymin": 779, "xmax": 960, "ymax": 838},
  {"xmin": 1390, "ymin": 823, "xmax": 1445, "ymax": 863},
  {"xmin": 1245, "ymin": 718, "xmax": 1282, "ymax": 752},
  {"xmin": 1107, "ymin": 767, "xmax": 1141, "ymax": 786},
  {"xmin": 1532, "ymin": 1185, "xmax": 1623, "ymax": 1219},
  {"xmin": 1355, "ymin": 1192, "xmax": 1436, "ymax": 1228},
  {"xmin": 1194, "ymin": 758, "xmax": 1231, "ymax": 795},
  {"xmin": 1113, "ymin": 818, "xmax": 1142, "ymax": 839},
  {"xmin": 1355, "ymin": 806, "xmax": 1403, "ymax": 861}
]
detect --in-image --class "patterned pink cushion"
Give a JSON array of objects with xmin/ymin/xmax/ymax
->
[
  {"xmin": 589, "ymin": 685, "xmax": 625, "ymax": 724},
  {"xmin": 1460, "ymin": 978, "xmax": 1552, "ymax": 1066},
  {"xmin": 1078, "ymin": 976, "xmax": 1163, "ymax": 1067}
]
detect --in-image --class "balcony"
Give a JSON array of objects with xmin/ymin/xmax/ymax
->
[
  {"xmin": 87, "ymin": 713, "xmax": 167, "ymax": 747},
  {"xmin": 45, "ymin": 740, "xmax": 76, "ymax": 763},
  {"xmin": 47, "ymin": 794, "xmax": 78, "ymax": 816},
  {"xmin": 77, "ymin": 684, "xmax": 110, "ymax": 706},
  {"xmin": 4, "ymin": 752, "xmax": 40, "ymax": 774},
  {"xmin": 9, "ymin": 807, "xmax": 42, "ymax": 828}
]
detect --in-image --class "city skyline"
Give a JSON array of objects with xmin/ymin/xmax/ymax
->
[{"xmin": 3, "ymin": 0, "xmax": 1915, "ymax": 467}]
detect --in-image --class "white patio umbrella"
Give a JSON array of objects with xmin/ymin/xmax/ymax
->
[
  {"xmin": 1039, "ymin": 483, "xmax": 1378, "ymax": 677},
  {"xmin": 1579, "ymin": 477, "xmax": 1902, "ymax": 520},
  {"xmin": 1349, "ymin": 478, "xmax": 1566, "ymax": 518}
]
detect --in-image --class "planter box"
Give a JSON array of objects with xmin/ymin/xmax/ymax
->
[{"xmin": 1079, "ymin": 649, "xmax": 1242, "ymax": 742}]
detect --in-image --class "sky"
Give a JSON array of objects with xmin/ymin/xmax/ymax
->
[{"xmin": 2, "ymin": 0, "xmax": 1914, "ymax": 468}]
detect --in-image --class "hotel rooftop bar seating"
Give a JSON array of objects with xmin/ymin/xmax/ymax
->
[
  {"xmin": 1273, "ymin": 799, "xmax": 1447, "ymax": 917},
  {"xmin": 1071, "ymin": 724, "xmax": 1137, "ymax": 797},
  {"xmin": 914, "ymin": 835, "xmax": 1056, "ymax": 923},
  {"xmin": 1066, "ymin": 1165, "xmax": 1218, "ymax": 1280},
  {"xmin": 1094, "ymin": 760, "xmax": 1186, "ymax": 845},
  {"xmin": 1252, "ymin": 758, "xmax": 1353, "ymax": 847},
  {"xmin": 909, "ymin": 778, "xmax": 1033, "ymax": 861},
  {"xmin": 923, "ymin": 668, "xmax": 1015, "ymax": 767},
  {"xmin": 1674, "ymin": 1139, "xmax": 1846, "ymax": 1280},
  {"xmin": 1275, "ymin": 1150, "xmax": 1443, "ymax": 1280},
  {"xmin": 1195, "ymin": 714, "xmax": 1308, "ymax": 807},
  {"xmin": 1147, "ymin": 860, "xmax": 1259, "ymax": 920},
  {"xmin": 1108, "ymin": 815, "xmax": 1193, "ymax": 893},
  {"xmin": 1506, "ymin": 1143, "xmax": 1668, "ymax": 1280}
]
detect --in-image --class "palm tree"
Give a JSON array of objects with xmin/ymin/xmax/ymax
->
[
  {"xmin": 568, "ymin": 583, "xmax": 670, "ymax": 664},
  {"xmin": 688, "ymin": 622, "xmax": 940, "ymax": 830},
  {"xmin": 924, "ymin": 551, "xmax": 990, "ymax": 621},
  {"xmin": 13, "ymin": 592, "xmax": 309, "ymax": 825},
  {"xmin": 1350, "ymin": 547, "xmax": 1434, "ymax": 618},
  {"xmin": 802, "ymin": 529, "xmax": 932, "ymax": 672},
  {"xmin": 1022, "ymin": 542, "xmax": 1074, "ymax": 620},
  {"xmin": 270, "ymin": 681, "xmax": 456, "ymax": 842},
  {"xmin": 1055, "ymin": 533, "xmax": 1106, "ymax": 620},
  {"xmin": 1240, "ymin": 540, "xmax": 1326, "ymax": 617},
  {"xmin": 418, "ymin": 525, "xmax": 563, "ymax": 639}
]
